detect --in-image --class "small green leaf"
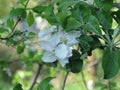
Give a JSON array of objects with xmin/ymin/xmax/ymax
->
[
  {"xmin": 37, "ymin": 77, "xmax": 54, "ymax": 90},
  {"xmin": 0, "ymin": 28, "xmax": 9, "ymax": 33},
  {"xmin": 32, "ymin": 6, "xmax": 46, "ymax": 13},
  {"xmin": 17, "ymin": 45, "xmax": 25, "ymax": 54},
  {"xmin": 10, "ymin": 8, "xmax": 26, "ymax": 18},
  {"xmin": 66, "ymin": 50, "xmax": 83, "ymax": 73},
  {"xmin": 27, "ymin": 11, "xmax": 34, "ymax": 26},
  {"xmin": 28, "ymin": 50, "xmax": 35, "ymax": 58},
  {"xmin": 58, "ymin": 0, "xmax": 79, "ymax": 10},
  {"xmin": 94, "ymin": 0, "xmax": 113, "ymax": 11},
  {"xmin": 7, "ymin": 18, "xmax": 14, "ymax": 29},
  {"xmin": 13, "ymin": 83, "xmax": 23, "ymax": 90},
  {"xmin": 102, "ymin": 48, "xmax": 120, "ymax": 79}
]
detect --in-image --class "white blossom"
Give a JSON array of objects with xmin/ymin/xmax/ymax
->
[{"xmin": 38, "ymin": 26, "xmax": 81, "ymax": 67}]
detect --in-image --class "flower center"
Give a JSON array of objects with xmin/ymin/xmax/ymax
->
[{"xmin": 60, "ymin": 37, "xmax": 67, "ymax": 44}]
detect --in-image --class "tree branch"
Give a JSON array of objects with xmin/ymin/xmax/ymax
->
[
  {"xmin": 0, "ymin": 0, "xmax": 30, "ymax": 40},
  {"xmin": 29, "ymin": 62, "xmax": 44, "ymax": 90},
  {"xmin": 62, "ymin": 71, "xmax": 69, "ymax": 90}
]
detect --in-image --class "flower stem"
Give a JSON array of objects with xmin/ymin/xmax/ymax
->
[{"xmin": 62, "ymin": 71, "xmax": 69, "ymax": 90}]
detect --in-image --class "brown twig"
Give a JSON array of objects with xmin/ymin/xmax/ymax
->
[{"xmin": 29, "ymin": 62, "xmax": 44, "ymax": 90}]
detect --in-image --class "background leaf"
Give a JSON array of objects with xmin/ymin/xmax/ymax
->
[
  {"xmin": 102, "ymin": 48, "xmax": 120, "ymax": 79},
  {"xmin": 13, "ymin": 83, "xmax": 23, "ymax": 90},
  {"xmin": 17, "ymin": 45, "xmax": 25, "ymax": 54},
  {"xmin": 66, "ymin": 50, "xmax": 83, "ymax": 73},
  {"xmin": 37, "ymin": 77, "xmax": 54, "ymax": 90}
]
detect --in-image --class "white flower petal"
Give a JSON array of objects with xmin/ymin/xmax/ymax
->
[
  {"xmin": 55, "ymin": 44, "xmax": 72, "ymax": 59},
  {"xmin": 38, "ymin": 26, "xmax": 57, "ymax": 39},
  {"xmin": 68, "ymin": 31, "xmax": 81, "ymax": 38},
  {"xmin": 38, "ymin": 41, "xmax": 55, "ymax": 52},
  {"xmin": 42, "ymin": 51, "xmax": 57, "ymax": 62},
  {"xmin": 66, "ymin": 39, "xmax": 79, "ymax": 46},
  {"xmin": 59, "ymin": 58, "xmax": 69, "ymax": 67},
  {"xmin": 65, "ymin": 31, "xmax": 80, "ymax": 46},
  {"xmin": 48, "ymin": 31, "xmax": 63, "ymax": 46}
]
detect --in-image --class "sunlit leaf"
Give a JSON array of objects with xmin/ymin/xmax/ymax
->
[
  {"xmin": 7, "ymin": 18, "xmax": 14, "ymax": 29},
  {"xmin": 27, "ymin": 11, "xmax": 34, "ymax": 26}
]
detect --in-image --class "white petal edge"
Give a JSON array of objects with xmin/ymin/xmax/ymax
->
[
  {"xmin": 55, "ymin": 44, "xmax": 72, "ymax": 59},
  {"xmin": 38, "ymin": 41, "xmax": 55, "ymax": 52},
  {"xmin": 42, "ymin": 51, "xmax": 57, "ymax": 62}
]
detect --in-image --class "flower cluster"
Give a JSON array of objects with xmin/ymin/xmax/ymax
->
[{"xmin": 38, "ymin": 26, "xmax": 81, "ymax": 67}]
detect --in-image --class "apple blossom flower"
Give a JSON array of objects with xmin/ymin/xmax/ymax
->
[{"xmin": 38, "ymin": 26, "xmax": 81, "ymax": 67}]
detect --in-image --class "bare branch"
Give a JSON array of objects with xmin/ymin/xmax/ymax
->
[{"xmin": 29, "ymin": 62, "xmax": 44, "ymax": 90}]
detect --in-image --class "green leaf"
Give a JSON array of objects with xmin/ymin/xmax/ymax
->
[
  {"xmin": 78, "ymin": 2, "xmax": 91, "ymax": 20},
  {"xmin": 0, "ymin": 28, "xmax": 9, "ymax": 33},
  {"xmin": 7, "ymin": 18, "xmax": 14, "ymax": 29},
  {"xmin": 17, "ymin": 45, "xmax": 25, "ymax": 54},
  {"xmin": 37, "ymin": 77, "xmax": 54, "ymax": 90},
  {"xmin": 65, "ymin": 17, "xmax": 81, "ymax": 31},
  {"xmin": 71, "ymin": 1, "xmax": 92, "ymax": 26},
  {"xmin": 32, "ymin": 6, "xmax": 46, "ymax": 13},
  {"xmin": 94, "ymin": 0, "xmax": 113, "ymax": 11},
  {"xmin": 10, "ymin": 8, "xmax": 26, "ymax": 18},
  {"xmin": 13, "ymin": 83, "xmax": 23, "ymax": 90},
  {"xmin": 58, "ymin": 0, "xmax": 79, "ymax": 10},
  {"xmin": 56, "ymin": 9, "xmax": 71, "ymax": 27},
  {"xmin": 71, "ymin": 6, "xmax": 83, "ymax": 23},
  {"xmin": 66, "ymin": 50, "xmax": 83, "ymax": 73},
  {"xmin": 102, "ymin": 48, "xmax": 120, "ymax": 79},
  {"xmin": 27, "ymin": 11, "xmax": 34, "ymax": 26},
  {"xmin": 85, "ymin": 15, "xmax": 101, "ymax": 35},
  {"xmin": 95, "ymin": 10, "xmax": 112, "ymax": 31},
  {"xmin": 28, "ymin": 50, "xmax": 35, "ymax": 58}
]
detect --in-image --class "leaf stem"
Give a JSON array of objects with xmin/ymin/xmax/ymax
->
[
  {"xmin": 62, "ymin": 71, "xmax": 69, "ymax": 90},
  {"xmin": 81, "ymin": 71, "xmax": 88, "ymax": 90}
]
